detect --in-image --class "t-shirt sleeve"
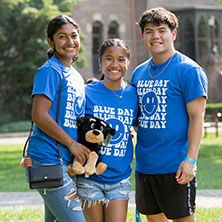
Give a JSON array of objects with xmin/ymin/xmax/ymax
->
[
  {"xmin": 130, "ymin": 70, "xmax": 136, "ymax": 85},
  {"xmin": 182, "ymin": 67, "xmax": 208, "ymax": 104},
  {"xmin": 32, "ymin": 67, "xmax": 61, "ymax": 101}
]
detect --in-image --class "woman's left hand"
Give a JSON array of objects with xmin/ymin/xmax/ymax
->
[{"xmin": 69, "ymin": 142, "xmax": 90, "ymax": 164}]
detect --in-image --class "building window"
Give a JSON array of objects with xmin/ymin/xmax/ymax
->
[
  {"xmin": 211, "ymin": 18, "xmax": 221, "ymax": 54},
  {"xmin": 198, "ymin": 17, "xmax": 209, "ymax": 60},
  {"xmin": 92, "ymin": 21, "xmax": 103, "ymax": 77},
  {"xmin": 108, "ymin": 21, "xmax": 119, "ymax": 38},
  {"xmin": 184, "ymin": 18, "xmax": 195, "ymax": 60}
]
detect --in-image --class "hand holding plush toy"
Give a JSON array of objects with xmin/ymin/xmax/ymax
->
[{"xmin": 68, "ymin": 116, "xmax": 115, "ymax": 176}]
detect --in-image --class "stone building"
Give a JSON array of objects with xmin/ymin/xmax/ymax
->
[{"xmin": 72, "ymin": 0, "xmax": 222, "ymax": 102}]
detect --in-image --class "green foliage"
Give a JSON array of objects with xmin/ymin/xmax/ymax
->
[
  {"xmin": 54, "ymin": 0, "xmax": 80, "ymax": 12},
  {"xmin": 0, "ymin": 114, "xmax": 11, "ymax": 125},
  {"xmin": 0, "ymin": 0, "xmax": 87, "ymax": 122},
  {"xmin": 206, "ymin": 103, "xmax": 222, "ymax": 114},
  {"xmin": 0, "ymin": 120, "xmax": 31, "ymax": 133},
  {"xmin": 206, "ymin": 103, "xmax": 222, "ymax": 122}
]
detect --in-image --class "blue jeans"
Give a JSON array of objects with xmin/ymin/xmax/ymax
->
[{"xmin": 30, "ymin": 158, "xmax": 85, "ymax": 222}]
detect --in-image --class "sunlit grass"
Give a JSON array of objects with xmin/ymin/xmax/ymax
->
[
  {"xmin": 0, "ymin": 144, "xmax": 30, "ymax": 192},
  {"xmin": 0, "ymin": 207, "xmax": 221, "ymax": 222},
  {"xmin": 0, "ymin": 134, "xmax": 222, "ymax": 221},
  {"xmin": 131, "ymin": 133, "xmax": 222, "ymax": 190},
  {"xmin": 0, "ymin": 208, "xmax": 44, "ymax": 222},
  {"xmin": 0, "ymin": 133, "xmax": 222, "ymax": 191},
  {"xmin": 197, "ymin": 136, "xmax": 222, "ymax": 189},
  {"xmin": 128, "ymin": 207, "xmax": 222, "ymax": 221}
]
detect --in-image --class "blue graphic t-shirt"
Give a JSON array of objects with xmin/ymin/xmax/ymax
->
[
  {"xmin": 131, "ymin": 51, "xmax": 208, "ymax": 174},
  {"xmin": 84, "ymin": 81, "xmax": 138, "ymax": 184},
  {"xmin": 28, "ymin": 56, "xmax": 85, "ymax": 165}
]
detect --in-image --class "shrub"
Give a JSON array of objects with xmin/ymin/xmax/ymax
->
[
  {"xmin": 206, "ymin": 103, "xmax": 222, "ymax": 121},
  {"xmin": 0, "ymin": 121, "xmax": 31, "ymax": 133},
  {"xmin": 206, "ymin": 103, "xmax": 222, "ymax": 114}
]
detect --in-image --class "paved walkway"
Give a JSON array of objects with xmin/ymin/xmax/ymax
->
[
  {"xmin": 0, "ymin": 132, "xmax": 29, "ymax": 145},
  {"xmin": 1, "ymin": 133, "xmax": 222, "ymax": 209},
  {"xmin": 0, "ymin": 126, "xmax": 221, "ymax": 145},
  {"xmin": 0, "ymin": 190, "xmax": 222, "ymax": 208}
]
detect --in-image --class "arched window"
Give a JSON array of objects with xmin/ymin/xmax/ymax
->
[
  {"xmin": 108, "ymin": 21, "xmax": 119, "ymax": 38},
  {"xmin": 214, "ymin": 19, "xmax": 221, "ymax": 54},
  {"xmin": 92, "ymin": 21, "xmax": 103, "ymax": 77},
  {"xmin": 214, "ymin": 20, "xmax": 220, "ymax": 38},
  {"xmin": 198, "ymin": 17, "xmax": 209, "ymax": 60},
  {"xmin": 184, "ymin": 18, "xmax": 195, "ymax": 60},
  {"xmin": 198, "ymin": 17, "xmax": 209, "ymax": 38},
  {"xmin": 207, "ymin": 17, "xmax": 222, "ymax": 55}
]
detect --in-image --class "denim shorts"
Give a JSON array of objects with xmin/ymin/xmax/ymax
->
[{"xmin": 76, "ymin": 176, "xmax": 131, "ymax": 206}]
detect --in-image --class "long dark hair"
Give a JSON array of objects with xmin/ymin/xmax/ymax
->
[
  {"xmin": 99, "ymin": 38, "xmax": 130, "ymax": 80},
  {"xmin": 47, "ymin": 15, "xmax": 80, "ymax": 61}
]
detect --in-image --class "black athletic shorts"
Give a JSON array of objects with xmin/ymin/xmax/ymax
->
[{"xmin": 135, "ymin": 171, "xmax": 196, "ymax": 220}]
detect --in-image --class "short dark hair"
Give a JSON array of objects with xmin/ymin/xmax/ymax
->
[{"xmin": 138, "ymin": 7, "xmax": 179, "ymax": 33}]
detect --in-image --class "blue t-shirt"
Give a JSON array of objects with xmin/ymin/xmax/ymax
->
[
  {"xmin": 28, "ymin": 56, "xmax": 85, "ymax": 165},
  {"xmin": 131, "ymin": 51, "xmax": 208, "ymax": 174},
  {"xmin": 84, "ymin": 81, "xmax": 138, "ymax": 184}
]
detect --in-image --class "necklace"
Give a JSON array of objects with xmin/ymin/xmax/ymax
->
[
  {"xmin": 148, "ymin": 56, "xmax": 173, "ymax": 79},
  {"xmin": 102, "ymin": 81, "xmax": 126, "ymax": 99},
  {"xmin": 111, "ymin": 88, "xmax": 124, "ymax": 99}
]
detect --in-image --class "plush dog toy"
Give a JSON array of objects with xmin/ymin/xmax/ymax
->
[{"xmin": 68, "ymin": 116, "xmax": 115, "ymax": 176}]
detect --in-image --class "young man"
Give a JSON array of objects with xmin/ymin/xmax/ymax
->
[{"xmin": 131, "ymin": 7, "xmax": 208, "ymax": 222}]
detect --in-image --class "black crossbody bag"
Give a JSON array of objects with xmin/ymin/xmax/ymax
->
[{"xmin": 22, "ymin": 83, "xmax": 64, "ymax": 189}]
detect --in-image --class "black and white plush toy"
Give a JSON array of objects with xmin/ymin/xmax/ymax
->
[{"xmin": 68, "ymin": 116, "xmax": 115, "ymax": 176}]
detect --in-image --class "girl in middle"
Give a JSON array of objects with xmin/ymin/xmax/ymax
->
[{"xmin": 76, "ymin": 38, "xmax": 138, "ymax": 222}]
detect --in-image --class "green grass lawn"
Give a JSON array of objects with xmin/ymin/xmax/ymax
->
[
  {"xmin": 0, "ymin": 208, "xmax": 43, "ymax": 222},
  {"xmin": 0, "ymin": 133, "xmax": 222, "ymax": 191},
  {"xmin": 0, "ymin": 144, "xmax": 30, "ymax": 192},
  {"xmin": 131, "ymin": 207, "xmax": 222, "ymax": 222},
  {"xmin": 197, "ymin": 136, "xmax": 222, "ymax": 189},
  {"xmin": 0, "ymin": 134, "xmax": 222, "ymax": 221},
  {"xmin": 131, "ymin": 133, "xmax": 222, "ymax": 190},
  {"xmin": 0, "ymin": 207, "xmax": 221, "ymax": 222}
]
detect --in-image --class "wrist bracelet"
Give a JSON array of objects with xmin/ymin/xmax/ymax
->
[{"xmin": 184, "ymin": 157, "xmax": 196, "ymax": 164}]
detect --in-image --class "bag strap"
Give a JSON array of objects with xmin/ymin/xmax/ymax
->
[
  {"xmin": 22, "ymin": 122, "xmax": 34, "ymax": 157},
  {"xmin": 23, "ymin": 82, "xmax": 63, "ymax": 162},
  {"xmin": 56, "ymin": 83, "xmax": 63, "ymax": 161}
]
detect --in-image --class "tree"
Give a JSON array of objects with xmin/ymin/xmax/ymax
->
[{"xmin": 0, "ymin": 0, "xmax": 86, "ymax": 123}]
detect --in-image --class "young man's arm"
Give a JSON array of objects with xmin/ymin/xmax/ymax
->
[{"xmin": 176, "ymin": 96, "xmax": 206, "ymax": 185}]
